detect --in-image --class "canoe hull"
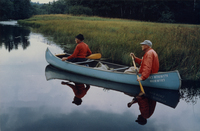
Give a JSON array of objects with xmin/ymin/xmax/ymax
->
[{"xmin": 45, "ymin": 48, "xmax": 181, "ymax": 90}]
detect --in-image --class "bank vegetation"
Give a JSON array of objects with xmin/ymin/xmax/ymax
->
[{"xmin": 18, "ymin": 14, "xmax": 200, "ymax": 81}]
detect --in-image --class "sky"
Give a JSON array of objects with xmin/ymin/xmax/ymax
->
[{"xmin": 31, "ymin": 0, "xmax": 57, "ymax": 4}]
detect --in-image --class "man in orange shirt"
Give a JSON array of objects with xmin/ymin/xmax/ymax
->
[
  {"xmin": 62, "ymin": 34, "xmax": 92, "ymax": 62},
  {"xmin": 130, "ymin": 40, "xmax": 159, "ymax": 81}
]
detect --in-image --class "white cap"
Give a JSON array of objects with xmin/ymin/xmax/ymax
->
[{"xmin": 140, "ymin": 40, "xmax": 152, "ymax": 47}]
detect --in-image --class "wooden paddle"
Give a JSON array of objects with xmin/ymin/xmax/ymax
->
[
  {"xmin": 132, "ymin": 56, "xmax": 145, "ymax": 94},
  {"xmin": 86, "ymin": 53, "xmax": 102, "ymax": 59}
]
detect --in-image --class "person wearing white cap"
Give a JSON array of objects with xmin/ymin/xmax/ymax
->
[{"xmin": 129, "ymin": 40, "xmax": 159, "ymax": 81}]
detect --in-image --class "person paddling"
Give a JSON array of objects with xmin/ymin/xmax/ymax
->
[
  {"xmin": 130, "ymin": 40, "xmax": 159, "ymax": 81},
  {"xmin": 125, "ymin": 40, "xmax": 159, "ymax": 79},
  {"xmin": 125, "ymin": 40, "xmax": 159, "ymax": 96},
  {"xmin": 62, "ymin": 34, "xmax": 92, "ymax": 62}
]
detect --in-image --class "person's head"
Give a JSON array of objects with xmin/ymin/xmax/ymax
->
[
  {"xmin": 75, "ymin": 34, "xmax": 84, "ymax": 44},
  {"xmin": 135, "ymin": 115, "xmax": 147, "ymax": 125},
  {"xmin": 140, "ymin": 40, "xmax": 152, "ymax": 51},
  {"xmin": 72, "ymin": 96, "xmax": 82, "ymax": 106}
]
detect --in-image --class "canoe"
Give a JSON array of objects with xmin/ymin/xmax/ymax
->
[
  {"xmin": 45, "ymin": 47, "xmax": 181, "ymax": 90},
  {"xmin": 45, "ymin": 65, "xmax": 180, "ymax": 108}
]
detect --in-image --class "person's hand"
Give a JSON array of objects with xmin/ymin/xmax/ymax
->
[
  {"xmin": 62, "ymin": 57, "xmax": 68, "ymax": 61},
  {"xmin": 130, "ymin": 52, "xmax": 136, "ymax": 58},
  {"xmin": 130, "ymin": 52, "xmax": 134, "ymax": 57},
  {"xmin": 137, "ymin": 77, "xmax": 143, "ymax": 81}
]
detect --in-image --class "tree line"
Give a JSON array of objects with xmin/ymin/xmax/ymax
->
[
  {"xmin": 0, "ymin": 0, "xmax": 200, "ymax": 24},
  {"xmin": 0, "ymin": 0, "xmax": 34, "ymax": 20}
]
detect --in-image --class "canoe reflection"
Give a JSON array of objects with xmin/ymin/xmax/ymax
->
[
  {"xmin": 45, "ymin": 65, "xmax": 180, "ymax": 109},
  {"xmin": 61, "ymin": 81, "xmax": 90, "ymax": 106}
]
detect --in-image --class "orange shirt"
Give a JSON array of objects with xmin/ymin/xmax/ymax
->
[
  {"xmin": 68, "ymin": 42, "xmax": 92, "ymax": 59},
  {"xmin": 135, "ymin": 48, "xmax": 159, "ymax": 80}
]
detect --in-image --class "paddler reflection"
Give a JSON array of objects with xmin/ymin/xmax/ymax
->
[
  {"xmin": 61, "ymin": 81, "xmax": 90, "ymax": 106},
  {"xmin": 127, "ymin": 93, "xmax": 156, "ymax": 125}
]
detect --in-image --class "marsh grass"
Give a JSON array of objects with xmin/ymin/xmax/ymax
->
[{"xmin": 18, "ymin": 14, "xmax": 200, "ymax": 80}]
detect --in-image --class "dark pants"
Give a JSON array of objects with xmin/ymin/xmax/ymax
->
[{"xmin": 67, "ymin": 58, "xmax": 87, "ymax": 62}]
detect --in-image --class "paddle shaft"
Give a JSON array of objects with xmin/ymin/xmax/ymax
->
[{"xmin": 132, "ymin": 56, "xmax": 145, "ymax": 94}]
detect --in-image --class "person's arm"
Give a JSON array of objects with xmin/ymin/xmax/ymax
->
[
  {"xmin": 85, "ymin": 43, "xmax": 92, "ymax": 56},
  {"xmin": 87, "ymin": 47, "xmax": 92, "ymax": 56},
  {"xmin": 130, "ymin": 52, "xmax": 142, "ymax": 65}
]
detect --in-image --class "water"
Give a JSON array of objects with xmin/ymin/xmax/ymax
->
[{"xmin": 0, "ymin": 21, "xmax": 200, "ymax": 131}]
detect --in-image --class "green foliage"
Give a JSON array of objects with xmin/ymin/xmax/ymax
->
[
  {"xmin": 19, "ymin": 14, "xmax": 200, "ymax": 80},
  {"xmin": 158, "ymin": 11, "xmax": 175, "ymax": 23},
  {"xmin": 2, "ymin": 0, "xmax": 200, "ymax": 24},
  {"xmin": 69, "ymin": 6, "xmax": 92, "ymax": 16},
  {"xmin": 0, "ymin": 0, "xmax": 33, "ymax": 20},
  {"xmin": 49, "ymin": 0, "xmax": 68, "ymax": 14},
  {"xmin": 64, "ymin": 0, "xmax": 200, "ymax": 24},
  {"xmin": 13, "ymin": 0, "xmax": 33, "ymax": 19},
  {"xmin": 0, "ymin": 0, "xmax": 14, "ymax": 20}
]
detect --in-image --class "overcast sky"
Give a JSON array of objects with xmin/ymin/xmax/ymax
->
[{"xmin": 31, "ymin": 0, "xmax": 57, "ymax": 4}]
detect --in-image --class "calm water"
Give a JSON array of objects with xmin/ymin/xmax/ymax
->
[{"xmin": 0, "ymin": 21, "xmax": 200, "ymax": 131}]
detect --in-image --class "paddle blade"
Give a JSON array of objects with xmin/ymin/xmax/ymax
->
[{"xmin": 87, "ymin": 53, "xmax": 102, "ymax": 59}]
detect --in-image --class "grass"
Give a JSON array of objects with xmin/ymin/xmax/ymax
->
[{"xmin": 18, "ymin": 14, "xmax": 200, "ymax": 81}]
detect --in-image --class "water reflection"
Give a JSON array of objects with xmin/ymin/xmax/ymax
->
[
  {"xmin": 1, "ymin": 21, "xmax": 200, "ymax": 130},
  {"xmin": 128, "ymin": 94, "xmax": 156, "ymax": 125},
  {"xmin": 45, "ymin": 65, "xmax": 180, "ymax": 109},
  {"xmin": 0, "ymin": 22, "xmax": 30, "ymax": 52},
  {"xmin": 45, "ymin": 65, "xmax": 181, "ymax": 125},
  {"xmin": 61, "ymin": 81, "xmax": 90, "ymax": 106}
]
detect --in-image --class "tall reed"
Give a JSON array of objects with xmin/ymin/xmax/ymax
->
[{"xmin": 18, "ymin": 14, "xmax": 200, "ymax": 80}]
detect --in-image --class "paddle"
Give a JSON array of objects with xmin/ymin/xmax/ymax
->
[
  {"xmin": 86, "ymin": 53, "xmax": 102, "ymax": 59},
  {"xmin": 132, "ymin": 56, "xmax": 145, "ymax": 94}
]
